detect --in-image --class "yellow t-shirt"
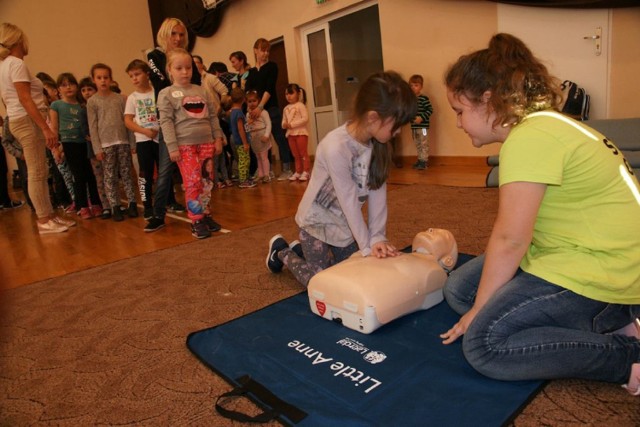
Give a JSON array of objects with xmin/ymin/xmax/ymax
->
[{"xmin": 500, "ymin": 111, "xmax": 640, "ymax": 304}]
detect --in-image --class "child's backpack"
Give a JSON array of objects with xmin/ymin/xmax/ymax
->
[{"xmin": 560, "ymin": 80, "xmax": 590, "ymax": 121}]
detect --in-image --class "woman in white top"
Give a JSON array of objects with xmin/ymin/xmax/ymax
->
[{"xmin": 0, "ymin": 22, "xmax": 75, "ymax": 233}]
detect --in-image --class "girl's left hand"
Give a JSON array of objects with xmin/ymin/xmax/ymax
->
[
  {"xmin": 371, "ymin": 241, "xmax": 399, "ymax": 258},
  {"xmin": 169, "ymin": 150, "xmax": 180, "ymax": 162}
]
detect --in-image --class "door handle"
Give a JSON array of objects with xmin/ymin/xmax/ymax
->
[{"xmin": 583, "ymin": 27, "xmax": 602, "ymax": 56}]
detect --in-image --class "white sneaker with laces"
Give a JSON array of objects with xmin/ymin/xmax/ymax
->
[
  {"xmin": 38, "ymin": 219, "xmax": 69, "ymax": 234},
  {"xmin": 53, "ymin": 216, "xmax": 77, "ymax": 227},
  {"xmin": 288, "ymin": 172, "xmax": 300, "ymax": 181}
]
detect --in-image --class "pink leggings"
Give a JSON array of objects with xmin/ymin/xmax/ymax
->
[
  {"xmin": 176, "ymin": 143, "xmax": 215, "ymax": 221},
  {"xmin": 287, "ymin": 135, "xmax": 310, "ymax": 174}
]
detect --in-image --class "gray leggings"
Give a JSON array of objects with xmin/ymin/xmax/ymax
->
[{"xmin": 279, "ymin": 228, "xmax": 358, "ymax": 287}]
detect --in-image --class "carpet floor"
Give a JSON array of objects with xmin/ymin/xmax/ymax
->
[{"xmin": 1, "ymin": 184, "xmax": 637, "ymax": 426}]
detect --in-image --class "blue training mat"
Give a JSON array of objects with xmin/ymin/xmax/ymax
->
[{"xmin": 187, "ymin": 272, "xmax": 544, "ymax": 426}]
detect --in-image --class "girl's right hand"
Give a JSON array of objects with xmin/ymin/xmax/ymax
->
[
  {"xmin": 243, "ymin": 144, "xmax": 250, "ymax": 152},
  {"xmin": 146, "ymin": 128, "xmax": 159, "ymax": 139},
  {"xmin": 371, "ymin": 241, "xmax": 399, "ymax": 258}
]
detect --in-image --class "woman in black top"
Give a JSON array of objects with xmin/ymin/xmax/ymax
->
[{"xmin": 245, "ymin": 38, "xmax": 293, "ymax": 180}]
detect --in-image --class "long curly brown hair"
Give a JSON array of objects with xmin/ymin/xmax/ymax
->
[{"xmin": 445, "ymin": 33, "xmax": 563, "ymax": 127}]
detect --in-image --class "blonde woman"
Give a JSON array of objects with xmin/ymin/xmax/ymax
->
[{"xmin": 0, "ymin": 22, "xmax": 75, "ymax": 233}]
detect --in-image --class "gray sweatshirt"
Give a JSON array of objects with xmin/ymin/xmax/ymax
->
[{"xmin": 157, "ymin": 84, "xmax": 223, "ymax": 153}]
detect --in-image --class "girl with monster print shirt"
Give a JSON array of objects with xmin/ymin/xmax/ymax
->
[{"xmin": 157, "ymin": 48, "xmax": 224, "ymax": 240}]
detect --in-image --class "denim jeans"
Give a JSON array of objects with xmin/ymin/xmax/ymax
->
[
  {"xmin": 444, "ymin": 254, "xmax": 640, "ymax": 384},
  {"xmin": 152, "ymin": 131, "xmax": 178, "ymax": 220},
  {"xmin": 267, "ymin": 105, "xmax": 292, "ymax": 170}
]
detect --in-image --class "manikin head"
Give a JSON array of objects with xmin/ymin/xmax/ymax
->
[{"xmin": 412, "ymin": 228, "xmax": 458, "ymax": 272}]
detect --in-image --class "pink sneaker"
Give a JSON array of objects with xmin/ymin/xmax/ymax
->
[
  {"xmin": 90, "ymin": 205, "xmax": 103, "ymax": 217},
  {"xmin": 79, "ymin": 207, "xmax": 93, "ymax": 220}
]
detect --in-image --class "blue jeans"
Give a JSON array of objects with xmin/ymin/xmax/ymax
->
[
  {"xmin": 444, "ymin": 255, "xmax": 640, "ymax": 383},
  {"xmin": 267, "ymin": 105, "xmax": 292, "ymax": 169},
  {"xmin": 152, "ymin": 131, "xmax": 178, "ymax": 220}
]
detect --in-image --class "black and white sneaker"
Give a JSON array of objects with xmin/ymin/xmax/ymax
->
[
  {"xmin": 191, "ymin": 220, "xmax": 211, "ymax": 239},
  {"xmin": 266, "ymin": 234, "xmax": 288, "ymax": 273},
  {"xmin": 144, "ymin": 217, "xmax": 165, "ymax": 233},
  {"xmin": 289, "ymin": 240, "xmax": 305, "ymax": 259},
  {"xmin": 203, "ymin": 215, "xmax": 221, "ymax": 232}
]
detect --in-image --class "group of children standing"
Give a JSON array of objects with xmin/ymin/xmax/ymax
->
[
  {"xmin": 9, "ymin": 47, "xmax": 432, "ymax": 241},
  {"xmin": 226, "ymin": 81, "xmax": 311, "ymax": 188}
]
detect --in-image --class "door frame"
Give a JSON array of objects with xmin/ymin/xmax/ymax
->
[{"xmin": 300, "ymin": 0, "xmax": 379, "ymax": 150}]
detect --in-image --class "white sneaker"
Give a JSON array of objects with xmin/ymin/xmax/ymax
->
[
  {"xmin": 53, "ymin": 216, "xmax": 77, "ymax": 227},
  {"xmin": 38, "ymin": 219, "xmax": 69, "ymax": 234},
  {"xmin": 299, "ymin": 171, "xmax": 309, "ymax": 181},
  {"xmin": 288, "ymin": 172, "xmax": 300, "ymax": 181}
]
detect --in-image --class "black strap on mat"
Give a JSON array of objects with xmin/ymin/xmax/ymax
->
[{"xmin": 215, "ymin": 375, "xmax": 307, "ymax": 424}]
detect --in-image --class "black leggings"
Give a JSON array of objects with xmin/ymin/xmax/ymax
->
[
  {"xmin": 135, "ymin": 140, "xmax": 158, "ymax": 209},
  {"xmin": 61, "ymin": 142, "xmax": 100, "ymax": 208}
]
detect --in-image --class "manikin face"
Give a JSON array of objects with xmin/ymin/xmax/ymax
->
[
  {"xmin": 446, "ymin": 90, "xmax": 509, "ymax": 148},
  {"xmin": 168, "ymin": 24, "xmax": 187, "ymax": 50},
  {"xmin": 412, "ymin": 228, "xmax": 458, "ymax": 270},
  {"xmin": 168, "ymin": 53, "xmax": 193, "ymax": 87}
]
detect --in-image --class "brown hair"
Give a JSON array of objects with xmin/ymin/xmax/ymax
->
[
  {"xmin": 352, "ymin": 71, "xmax": 416, "ymax": 190},
  {"xmin": 90, "ymin": 63, "xmax": 112, "ymax": 79},
  {"xmin": 126, "ymin": 59, "xmax": 151, "ymax": 74},
  {"xmin": 253, "ymin": 38, "xmax": 270, "ymax": 51},
  {"xmin": 409, "ymin": 74, "xmax": 423, "ymax": 85},
  {"xmin": 56, "ymin": 72, "xmax": 78, "ymax": 87},
  {"xmin": 445, "ymin": 33, "xmax": 562, "ymax": 127},
  {"xmin": 230, "ymin": 87, "xmax": 245, "ymax": 104}
]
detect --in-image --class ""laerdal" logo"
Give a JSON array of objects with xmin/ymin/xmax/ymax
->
[
  {"xmin": 336, "ymin": 337, "xmax": 387, "ymax": 364},
  {"xmin": 288, "ymin": 340, "xmax": 382, "ymax": 394}
]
